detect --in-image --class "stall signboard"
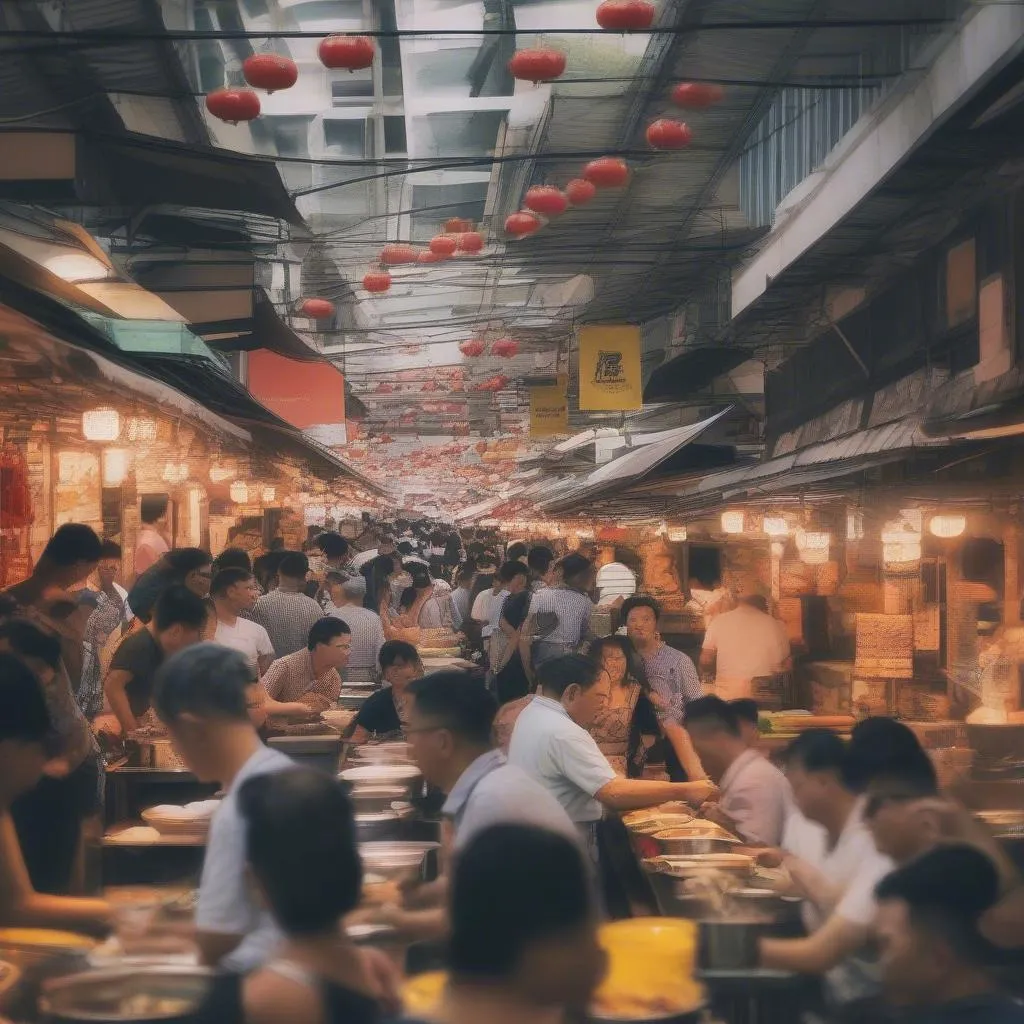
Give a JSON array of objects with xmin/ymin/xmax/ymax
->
[
  {"xmin": 577, "ymin": 325, "xmax": 642, "ymax": 411},
  {"xmin": 247, "ymin": 349, "xmax": 345, "ymax": 430},
  {"xmin": 529, "ymin": 374, "xmax": 568, "ymax": 437}
]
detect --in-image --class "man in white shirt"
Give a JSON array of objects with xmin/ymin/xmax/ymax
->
[
  {"xmin": 508, "ymin": 654, "xmax": 715, "ymax": 861},
  {"xmin": 211, "ymin": 568, "xmax": 275, "ymax": 676},
  {"xmin": 760, "ymin": 730, "xmax": 894, "ymax": 1010},
  {"xmin": 700, "ymin": 594, "xmax": 791, "ymax": 701},
  {"xmin": 683, "ymin": 696, "xmax": 791, "ymax": 846}
]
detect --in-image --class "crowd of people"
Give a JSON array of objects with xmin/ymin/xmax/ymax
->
[{"xmin": 0, "ymin": 517, "xmax": 1021, "ymax": 1024}]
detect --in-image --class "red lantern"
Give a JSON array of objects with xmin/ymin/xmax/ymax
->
[
  {"xmin": 380, "ymin": 244, "xmax": 418, "ymax": 266},
  {"xmin": 565, "ymin": 178, "xmax": 597, "ymax": 205},
  {"xmin": 491, "ymin": 338, "xmax": 520, "ymax": 358},
  {"xmin": 375, "ymin": 382, "xmax": 394, "ymax": 394},
  {"xmin": 429, "ymin": 234, "xmax": 458, "ymax": 257},
  {"xmin": 505, "ymin": 211, "xmax": 541, "ymax": 237},
  {"xmin": 362, "ymin": 271, "xmax": 392, "ymax": 293},
  {"xmin": 418, "ymin": 250, "xmax": 444, "ymax": 264},
  {"xmin": 459, "ymin": 339, "xmax": 485, "ymax": 358},
  {"xmin": 205, "ymin": 88, "xmax": 261, "ymax": 123},
  {"xmin": 318, "ymin": 35, "xmax": 376, "ymax": 71},
  {"xmin": 242, "ymin": 53, "xmax": 299, "ymax": 93},
  {"xmin": 524, "ymin": 186, "xmax": 568, "ymax": 217},
  {"xmin": 508, "ymin": 48, "xmax": 566, "ymax": 83},
  {"xmin": 583, "ymin": 156, "xmax": 629, "ymax": 188},
  {"xmin": 457, "ymin": 231, "xmax": 484, "ymax": 254},
  {"xmin": 475, "ymin": 441, "xmax": 488, "ymax": 454},
  {"xmin": 646, "ymin": 118, "xmax": 693, "ymax": 150},
  {"xmin": 670, "ymin": 82, "xmax": 725, "ymax": 109},
  {"xmin": 445, "ymin": 217, "xmax": 473, "ymax": 233},
  {"xmin": 299, "ymin": 297, "xmax": 335, "ymax": 319},
  {"xmin": 596, "ymin": 0, "xmax": 655, "ymax": 30}
]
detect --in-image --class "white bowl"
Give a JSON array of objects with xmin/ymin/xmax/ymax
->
[{"xmin": 340, "ymin": 764, "xmax": 422, "ymax": 785}]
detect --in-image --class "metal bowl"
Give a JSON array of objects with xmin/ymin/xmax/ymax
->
[
  {"xmin": 359, "ymin": 841, "xmax": 439, "ymax": 882},
  {"xmin": 340, "ymin": 764, "xmax": 422, "ymax": 798},
  {"xmin": 650, "ymin": 830, "xmax": 740, "ymax": 857},
  {"xmin": 643, "ymin": 853, "xmax": 755, "ymax": 880},
  {"xmin": 726, "ymin": 888, "xmax": 803, "ymax": 924}
]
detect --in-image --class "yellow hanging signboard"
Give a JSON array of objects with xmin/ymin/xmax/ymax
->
[
  {"xmin": 529, "ymin": 374, "xmax": 569, "ymax": 437},
  {"xmin": 577, "ymin": 324, "xmax": 643, "ymax": 411}
]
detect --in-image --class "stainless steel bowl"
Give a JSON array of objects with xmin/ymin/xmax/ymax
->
[{"xmin": 650, "ymin": 831, "xmax": 740, "ymax": 857}]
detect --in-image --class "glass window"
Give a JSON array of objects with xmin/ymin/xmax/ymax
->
[{"xmin": 383, "ymin": 116, "xmax": 407, "ymax": 155}]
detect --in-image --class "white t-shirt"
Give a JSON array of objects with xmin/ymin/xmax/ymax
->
[
  {"xmin": 471, "ymin": 588, "xmax": 502, "ymax": 638},
  {"xmin": 788, "ymin": 799, "xmax": 894, "ymax": 1006},
  {"xmin": 214, "ymin": 618, "xmax": 275, "ymax": 670},
  {"xmin": 702, "ymin": 605, "xmax": 791, "ymax": 700}
]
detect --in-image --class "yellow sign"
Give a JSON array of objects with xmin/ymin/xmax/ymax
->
[
  {"xmin": 577, "ymin": 324, "xmax": 642, "ymax": 411},
  {"xmin": 529, "ymin": 374, "xmax": 568, "ymax": 437}
]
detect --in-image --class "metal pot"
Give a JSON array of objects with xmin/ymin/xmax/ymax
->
[
  {"xmin": 40, "ymin": 966, "xmax": 213, "ymax": 1024},
  {"xmin": 133, "ymin": 740, "xmax": 188, "ymax": 773},
  {"xmin": 697, "ymin": 919, "xmax": 777, "ymax": 971},
  {"xmin": 651, "ymin": 832, "xmax": 740, "ymax": 857}
]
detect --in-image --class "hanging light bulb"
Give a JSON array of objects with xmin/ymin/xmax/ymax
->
[
  {"xmin": 929, "ymin": 514, "xmax": 966, "ymax": 539},
  {"xmin": 82, "ymin": 408, "xmax": 121, "ymax": 442},
  {"xmin": 230, "ymin": 481, "xmax": 249, "ymax": 503},
  {"xmin": 721, "ymin": 511, "xmax": 745, "ymax": 535},
  {"xmin": 763, "ymin": 517, "xmax": 789, "ymax": 539}
]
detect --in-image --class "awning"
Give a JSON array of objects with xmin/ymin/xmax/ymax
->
[
  {"xmin": 204, "ymin": 289, "xmax": 322, "ymax": 362},
  {"xmin": 644, "ymin": 347, "xmax": 755, "ymax": 403}
]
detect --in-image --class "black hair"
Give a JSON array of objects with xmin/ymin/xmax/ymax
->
[
  {"xmin": 846, "ymin": 717, "xmax": 937, "ymax": 795},
  {"xmin": 41, "ymin": 523, "xmax": 103, "ymax": 567},
  {"xmin": 497, "ymin": 560, "xmax": 529, "ymax": 585},
  {"xmin": 307, "ymin": 616, "xmax": 349, "ymax": 650},
  {"xmin": 213, "ymin": 547, "xmax": 252, "ymax": 574},
  {"xmin": 730, "ymin": 698, "xmax": 760, "ymax": 727},
  {"xmin": 363, "ymin": 554, "xmax": 398, "ymax": 613},
  {"xmin": 317, "ymin": 532, "xmax": 349, "ymax": 561},
  {"xmin": 621, "ymin": 594, "xmax": 662, "ymax": 622},
  {"xmin": 683, "ymin": 695, "xmax": 742, "ymax": 737},
  {"xmin": 398, "ymin": 586, "xmax": 418, "ymax": 612},
  {"xmin": 875, "ymin": 845, "xmax": 1001, "ymax": 966},
  {"xmin": 240, "ymin": 769, "xmax": 362, "ymax": 935},
  {"xmin": 380, "ymin": 639, "xmax": 420, "ymax": 672},
  {"xmin": 783, "ymin": 728, "xmax": 852, "ymax": 786},
  {"xmin": 865, "ymin": 771, "xmax": 940, "ymax": 820},
  {"xmin": 408, "ymin": 671, "xmax": 496, "ymax": 746},
  {"xmin": 559, "ymin": 553, "xmax": 593, "ymax": 584},
  {"xmin": 455, "ymin": 566, "xmax": 475, "ymax": 586},
  {"xmin": 140, "ymin": 494, "xmax": 169, "ymax": 526},
  {"xmin": 449, "ymin": 825, "xmax": 592, "ymax": 979},
  {"xmin": 0, "ymin": 594, "xmax": 18, "ymax": 623},
  {"xmin": 152, "ymin": 584, "xmax": 209, "ymax": 633},
  {"xmin": 0, "ymin": 619, "xmax": 62, "ymax": 671},
  {"xmin": 165, "ymin": 548, "xmax": 213, "ymax": 577},
  {"xmin": 210, "ymin": 567, "xmax": 254, "ymax": 599},
  {"xmin": 99, "ymin": 540, "xmax": 122, "ymax": 560},
  {"xmin": 536, "ymin": 654, "xmax": 601, "ymax": 698},
  {"xmin": 506, "ymin": 542, "xmax": 528, "ymax": 561},
  {"xmin": 527, "ymin": 546, "xmax": 554, "ymax": 574},
  {"xmin": 396, "ymin": 541, "xmax": 415, "ymax": 556},
  {"xmin": 277, "ymin": 551, "xmax": 310, "ymax": 580},
  {"xmin": 410, "ymin": 569, "xmax": 433, "ymax": 589},
  {"xmin": 153, "ymin": 642, "xmax": 252, "ymax": 723},
  {"xmin": 0, "ymin": 651, "xmax": 51, "ymax": 744},
  {"xmin": 588, "ymin": 634, "xmax": 649, "ymax": 694}
]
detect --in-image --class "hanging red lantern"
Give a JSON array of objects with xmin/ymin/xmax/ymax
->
[
  {"xmin": 565, "ymin": 178, "xmax": 597, "ymax": 205},
  {"xmin": 445, "ymin": 217, "xmax": 473, "ymax": 233},
  {"xmin": 375, "ymin": 382, "xmax": 394, "ymax": 394},
  {"xmin": 459, "ymin": 339, "xmax": 485, "ymax": 358},
  {"xmin": 646, "ymin": 118, "xmax": 693, "ymax": 150},
  {"xmin": 418, "ymin": 250, "xmax": 444, "ymax": 264},
  {"xmin": 491, "ymin": 338, "xmax": 520, "ymax": 358},
  {"xmin": 362, "ymin": 271, "xmax": 392, "ymax": 293},
  {"xmin": 596, "ymin": 0, "xmax": 655, "ymax": 30},
  {"xmin": 299, "ymin": 297, "xmax": 335, "ymax": 319},
  {"xmin": 429, "ymin": 234, "xmax": 458, "ymax": 257},
  {"xmin": 583, "ymin": 156, "xmax": 629, "ymax": 188},
  {"xmin": 457, "ymin": 231, "xmax": 484, "ymax": 254},
  {"xmin": 318, "ymin": 35, "xmax": 376, "ymax": 71},
  {"xmin": 508, "ymin": 48, "xmax": 567, "ymax": 83},
  {"xmin": 420, "ymin": 380, "xmax": 438, "ymax": 392},
  {"xmin": 242, "ymin": 53, "xmax": 299, "ymax": 93},
  {"xmin": 505, "ymin": 211, "xmax": 541, "ymax": 237},
  {"xmin": 205, "ymin": 88, "xmax": 261, "ymax": 124},
  {"xmin": 524, "ymin": 186, "xmax": 568, "ymax": 217},
  {"xmin": 670, "ymin": 82, "xmax": 724, "ymax": 109},
  {"xmin": 380, "ymin": 244, "xmax": 418, "ymax": 266}
]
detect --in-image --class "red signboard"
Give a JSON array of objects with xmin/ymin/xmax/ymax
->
[{"xmin": 246, "ymin": 349, "xmax": 345, "ymax": 430}]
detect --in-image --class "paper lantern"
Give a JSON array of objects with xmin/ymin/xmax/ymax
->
[
  {"xmin": 670, "ymin": 82, "xmax": 725, "ymax": 109},
  {"xmin": 446, "ymin": 218, "xmax": 473, "ymax": 233},
  {"xmin": 418, "ymin": 250, "xmax": 444, "ymax": 264},
  {"xmin": 583, "ymin": 157, "xmax": 629, "ymax": 188},
  {"xmin": 299, "ymin": 297, "xmax": 335, "ymax": 319},
  {"xmin": 508, "ymin": 48, "xmax": 566, "ymax": 83},
  {"xmin": 491, "ymin": 338, "xmax": 520, "ymax": 358},
  {"xmin": 205, "ymin": 88, "xmax": 260, "ymax": 123},
  {"xmin": 429, "ymin": 234, "xmax": 458, "ymax": 257},
  {"xmin": 261, "ymin": 487, "xmax": 276, "ymax": 503},
  {"xmin": 82, "ymin": 408, "xmax": 121, "ymax": 442},
  {"xmin": 646, "ymin": 118, "xmax": 692, "ymax": 150},
  {"xmin": 318, "ymin": 35, "xmax": 375, "ymax": 71},
  {"xmin": 929, "ymin": 514, "xmax": 966, "ymax": 539},
  {"xmin": 721, "ymin": 511, "xmax": 745, "ymax": 535},
  {"xmin": 596, "ymin": 0, "xmax": 655, "ymax": 30},
  {"xmin": 381, "ymin": 244, "xmax": 418, "ymax": 266},
  {"xmin": 505, "ymin": 211, "xmax": 541, "ymax": 237},
  {"xmin": 459, "ymin": 339, "xmax": 485, "ymax": 358},
  {"xmin": 565, "ymin": 178, "xmax": 597, "ymax": 206},
  {"xmin": 524, "ymin": 186, "xmax": 568, "ymax": 217},
  {"xmin": 362, "ymin": 271, "xmax": 392, "ymax": 293},
  {"xmin": 763, "ymin": 517, "xmax": 789, "ymax": 539},
  {"xmin": 242, "ymin": 53, "xmax": 298, "ymax": 92},
  {"xmin": 230, "ymin": 481, "xmax": 249, "ymax": 503},
  {"xmin": 457, "ymin": 231, "xmax": 484, "ymax": 253}
]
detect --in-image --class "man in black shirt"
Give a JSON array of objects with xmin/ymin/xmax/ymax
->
[
  {"xmin": 104, "ymin": 585, "xmax": 207, "ymax": 735},
  {"xmin": 349, "ymin": 641, "xmax": 422, "ymax": 743}
]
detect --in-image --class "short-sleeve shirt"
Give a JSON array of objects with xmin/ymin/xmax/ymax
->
[
  {"xmin": 108, "ymin": 627, "xmax": 164, "ymax": 718},
  {"xmin": 507, "ymin": 695, "xmax": 615, "ymax": 823},
  {"xmin": 249, "ymin": 590, "xmax": 325, "ymax": 659},
  {"xmin": 444, "ymin": 749, "xmax": 579, "ymax": 850},
  {"xmin": 326, "ymin": 604, "xmax": 385, "ymax": 671},
  {"xmin": 702, "ymin": 606, "xmax": 791, "ymax": 699},
  {"xmin": 214, "ymin": 618, "xmax": 274, "ymax": 670},
  {"xmin": 642, "ymin": 643, "xmax": 703, "ymax": 725},
  {"xmin": 353, "ymin": 687, "xmax": 403, "ymax": 738},
  {"xmin": 196, "ymin": 744, "xmax": 294, "ymax": 972},
  {"xmin": 717, "ymin": 749, "xmax": 792, "ymax": 846},
  {"xmin": 528, "ymin": 587, "xmax": 594, "ymax": 648},
  {"xmin": 471, "ymin": 588, "xmax": 502, "ymax": 639},
  {"xmin": 261, "ymin": 649, "xmax": 342, "ymax": 704}
]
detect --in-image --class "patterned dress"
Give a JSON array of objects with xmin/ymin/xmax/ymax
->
[
  {"xmin": 589, "ymin": 679, "xmax": 643, "ymax": 777},
  {"xmin": 78, "ymin": 589, "xmax": 129, "ymax": 718}
]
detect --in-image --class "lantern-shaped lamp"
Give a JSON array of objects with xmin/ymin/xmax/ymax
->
[
  {"xmin": 929, "ymin": 514, "xmax": 966, "ymax": 539},
  {"xmin": 230, "ymin": 481, "xmax": 249, "ymax": 504},
  {"xmin": 82, "ymin": 408, "xmax": 121, "ymax": 442},
  {"xmin": 721, "ymin": 511, "xmax": 745, "ymax": 535},
  {"xmin": 763, "ymin": 517, "xmax": 789, "ymax": 539}
]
